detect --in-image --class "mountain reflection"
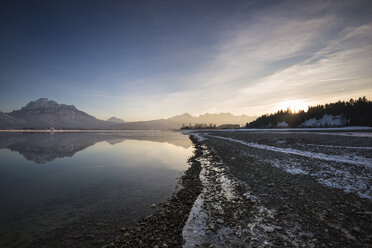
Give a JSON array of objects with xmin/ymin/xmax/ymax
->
[{"xmin": 0, "ymin": 131, "xmax": 192, "ymax": 164}]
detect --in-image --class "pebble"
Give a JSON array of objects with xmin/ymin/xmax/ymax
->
[
  {"xmin": 260, "ymin": 224, "xmax": 275, "ymax": 232},
  {"xmin": 216, "ymin": 218, "xmax": 224, "ymax": 224},
  {"xmin": 208, "ymin": 224, "xmax": 215, "ymax": 230}
]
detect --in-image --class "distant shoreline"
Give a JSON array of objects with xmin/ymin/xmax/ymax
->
[
  {"xmin": 184, "ymin": 126, "xmax": 372, "ymax": 132},
  {"xmin": 0, "ymin": 126, "xmax": 371, "ymax": 133},
  {"xmin": 0, "ymin": 129, "xmax": 180, "ymax": 133}
]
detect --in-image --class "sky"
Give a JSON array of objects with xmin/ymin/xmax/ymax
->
[{"xmin": 0, "ymin": 0, "xmax": 371, "ymax": 121}]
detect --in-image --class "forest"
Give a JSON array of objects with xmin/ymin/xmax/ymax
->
[{"xmin": 246, "ymin": 97, "xmax": 372, "ymax": 128}]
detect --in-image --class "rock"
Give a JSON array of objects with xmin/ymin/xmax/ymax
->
[
  {"xmin": 274, "ymin": 225, "xmax": 283, "ymax": 230},
  {"xmin": 260, "ymin": 224, "xmax": 275, "ymax": 232},
  {"xmin": 120, "ymin": 227, "xmax": 126, "ymax": 232},
  {"xmin": 151, "ymin": 203, "xmax": 157, "ymax": 208},
  {"xmin": 216, "ymin": 218, "xmax": 224, "ymax": 224},
  {"xmin": 123, "ymin": 232, "xmax": 130, "ymax": 238}
]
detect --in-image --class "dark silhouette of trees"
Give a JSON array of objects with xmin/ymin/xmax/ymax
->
[
  {"xmin": 246, "ymin": 97, "xmax": 372, "ymax": 128},
  {"xmin": 181, "ymin": 123, "xmax": 217, "ymax": 129}
]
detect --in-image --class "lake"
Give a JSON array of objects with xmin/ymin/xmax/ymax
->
[{"xmin": 0, "ymin": 130, "xmax": 193, "ymax": 248}]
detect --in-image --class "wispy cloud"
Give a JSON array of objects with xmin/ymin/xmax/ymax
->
[
  {"xmin": 47, "ymin": 0, "xmax": 372, "ymax": 121},
  {"xmin": 139, "ymin": 1, "xmax": 372, "ymax": 117},
  {"xmin": 233, "ymin": 22, "xmax": 372, "ymax": 114}
]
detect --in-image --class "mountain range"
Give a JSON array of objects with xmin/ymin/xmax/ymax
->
[
  {"xmin": 107, "ymin": 116, "xmax": 126, "ymax": 123},
  {"xmin": 0, "ymin": 98, "xmax": 256, "ymax": 129}
]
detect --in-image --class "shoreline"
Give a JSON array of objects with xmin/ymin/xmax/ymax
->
[
  {"xmin": 0, "ymin": 129, "xmax": 180, "ymax": 133},
  {"xmin": 186, "ymin": 131, "xmax": 372, "ymax": 247},
  {"xmin": 110, "ymin": 136, "xmax": 203, "ymax": 248},
  {"xmin": 111, "ymin": 130, "xmax": 371, "ymax": 247},
  {"xmin": 0, "ymin": 126, "xmax": 371, "ymax": 133}
]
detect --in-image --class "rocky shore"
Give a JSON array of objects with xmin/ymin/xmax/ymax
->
[
  {"xmin": 186, "ymin": 130, "xmax": 372, "ymax": 247},
  {"xmin": 111, "ymin": 130, "xmax": 372, "ymax": 247}
]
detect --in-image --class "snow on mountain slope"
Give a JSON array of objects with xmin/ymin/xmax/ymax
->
[{"xmin": 300, "ymin": 114, "xmax": 347, "ymax": 127}]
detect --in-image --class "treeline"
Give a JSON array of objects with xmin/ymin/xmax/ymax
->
[
  {"xmin": 246, "ymin": 97, "xmax": 372, "ymax": 128},
  {"xmin": 181, "ymin": 123, "xmax": 240, "ymax": 130},
  {"xmin": 181, "ymin": 123, "xmax": 217, "ymax": 129}
]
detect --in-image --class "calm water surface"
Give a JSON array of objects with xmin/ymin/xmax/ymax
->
[{"xmin": 0, "ymin": 130, "xmax": 193, "ymax": 248}]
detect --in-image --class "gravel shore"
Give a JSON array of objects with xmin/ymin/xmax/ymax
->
[{"xmin": 112, "ymin": 130, "xmax": 372, "ymax": 247}]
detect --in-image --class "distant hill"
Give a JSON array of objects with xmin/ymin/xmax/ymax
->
[
  {"xmin": 2, "ymin": 98, "xmax": 113, "ymax": 129},
  {"xmin": 246, "ymin": 97, "xmax": 372, "ymax": 128},
  {"xmin": 113, "ymin": 113, "xmax": 256, "ymax": 130},
  {"xmin": 107, "ymin": 116, "xmax": 126, "ymax": 124},
  {"xmin": 168, "ymin": 113, "xmax": 255, "ymax": 126},
  {"xmin": 0, "ymin": 98, "xmax": 256, "ymax": 130}
]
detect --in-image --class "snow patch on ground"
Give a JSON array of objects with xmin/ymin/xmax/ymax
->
[
  {"xmin": 214, "ymin": 136, "xmax": 372, "ymax": 200},
  {"xmin": 184, "ymin": 132, "xmax": 207, "ymax": 141},
  {"xmin": 312, "ymin": 132, "xmax": 372, "ymax": 138},
  {"xmin": 183, "ymin": 147, "xmax": 258, "ymax": 247},
  {"xmin": 302, "ymin": 143, "xmax": 372, "ymax": 150},
  {"xmin": 183, "ymin": 149, "xmax": 240, "ymax": 247},
  {"xmin": 218, "ymin": 126, "xmax": 372, "ymax": 132},
  {"xmin": 278, "ymin": 131, "xmax": 372, "ymax": 138},
  {"xmin": 182, "ymin": 193, "xmax": 208, "ymax": 246},
  {"xmin": 270, "ymin": 159, "xmax": 309, "ymax": 175},
  {"xmin": 206, "ymin": 134, "xmax": 372, "ymax": 167},
  {"xmin": 182, "ymin": 147, "xmax": 288, "ymax": 247},
  {"xmin": 258, "ymin": 156, "xmax": 372, "ymax": 199},
  {"xmin": 183, "ymin": 135, "xmax": 325, "ymax": 246},
  {"xmin": 208, "ymin": 134, "xmax": 372, "ymax": 199}
]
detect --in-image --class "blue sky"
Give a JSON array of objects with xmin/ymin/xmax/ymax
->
[{"xmin": 1, "ymin": 0, "xmax": 371, "ymax": 121}]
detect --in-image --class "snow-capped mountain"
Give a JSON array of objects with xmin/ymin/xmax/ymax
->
[{"xmin": 4, "ymin": 98, "xmax": 111, "ymax": 129}]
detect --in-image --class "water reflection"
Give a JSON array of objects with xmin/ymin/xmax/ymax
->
[
  {"xmin": 0, "ymin": 130, "xmax": 192, "ymax": 164},
  {"xmin": 0, "ymin": 131, "xmax": 193, "ymax": 248}
]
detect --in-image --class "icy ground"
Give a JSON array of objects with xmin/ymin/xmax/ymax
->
[
  {"xmin": 199, "ymin": 131, "xmax": 372, "ymax": 200},
  {"xmin": 182, "ymin": 145, "xmax": 302, "ymax": 247},
  {"xmin": 183, "ymin": 130, "xmax": 372, "ymax": 247}
]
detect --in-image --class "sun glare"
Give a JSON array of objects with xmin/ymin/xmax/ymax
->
[{"xmin": 277, "ymin": 100, "xmax": 309, "ymax": 113}]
